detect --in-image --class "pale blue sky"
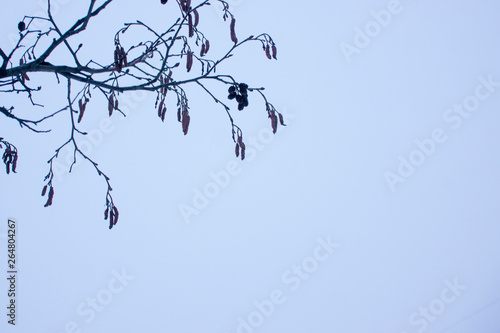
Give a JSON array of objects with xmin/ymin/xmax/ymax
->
[{"xmin": 1, "ymin": 0, "xmax": 500, "ymax": 332}]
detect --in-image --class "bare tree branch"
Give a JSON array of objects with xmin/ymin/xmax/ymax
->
[{"xmin": 1, "ymin": 0, "xmax": 282, "ymax": 229}]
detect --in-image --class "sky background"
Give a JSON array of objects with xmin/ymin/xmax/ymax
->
[{"xmin": 1, "ymin": 0, "xmax": 500, "ymax": 332}]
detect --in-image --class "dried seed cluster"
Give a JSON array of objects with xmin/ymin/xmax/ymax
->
[{"xmin": 228, "ymin": 83, "xmax": 249, "ymax": 111}]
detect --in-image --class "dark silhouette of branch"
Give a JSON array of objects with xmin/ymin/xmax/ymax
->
[{"xmin": 1, "ymin": 0, "xmax": 284, "ymax": 229}]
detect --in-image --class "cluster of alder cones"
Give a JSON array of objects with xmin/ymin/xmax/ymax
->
[{"xmin": 228, "ymin": 83, "xmax": 249, "ymax": 111}]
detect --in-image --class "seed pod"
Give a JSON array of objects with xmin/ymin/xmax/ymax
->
[
  {"xmin": 77, "ymin": 99, "xmax": 85, "ymax": 123},
  {"xmin": 240, "ymin": 141, "xmax": 246, "ymax": 160},
  {"xmin": 110, "ymin": 209, "xmax": 114, "ymax": 227},
  {"xmin": 186, "ymin": 52, "xmax": 193, "ymax": 72},
  {"xmin": 161, "ymin": 0, "xmax": 168, "ymax": 4},
  {"xmin": 193, "ymin": 8, "xmax": 199, "ymax": 27},
  {"xmin": 188, "ymin": 14, "xmax": 194, "ymax": 37},
  {"xmin": 112, "ymin": 206, "xmax": 119, "ymax": 225},
  {"xmin": 18, "ymin": 21, "xmax": 26, "ymax": 32},
  {"xmin": 230, "ymin": 17, "xmax": 238, "ymax": 44},
  {"xmin": 161, "ymin": 106, "xmax": 167, "ymax": 121},
  {"xmin": 272, "ymin": 44, "xmax": 277, "ymax": 60},
  {"xmin": 12, "ymin": 153, "xmax": 17, "ymax": 173},
  {"xmin": 278, "ymin": 113, "xmax": 286, "ymax": 126},
  {"xmin": 271, "ymin": 113, "xmax": 278, "ymax": 134},
  {"xmin": 200, "ymin": 43, "xmax": 206, "ymax": 57},
  {"xmin": 41, "ymin": 185, "xmax": 48, "ymax": 196},
  {"xmin": 180, "ymin": 0, "xmax": 187, "ymax": 12},
  {"xmin": 228, "ymin": 93, "xmax": 236, "ymax": 100},
  {"xmin": 204, "ymin": 40, "xmax": 210, "ymax": 54},
  {"xmin": 44, "ymin": 186, "xmax": 54, "ymax": 207},
  {"xmin": 115, "ymin": 98, "xmax": 119, "ymax": 109},
  {"xmin": 235, "ymin": 143, "xmax": 239, "ymax": 157},
  {"xmin": 104, "ymin": 207, "xmax": 109, "ymax": 220},
  {"xmin": 158, "ymin": 100, "xmax": 164, "ymax": 117},
  {"xmin": 265, "ymin": 44, "xmax": 271, "ymax": 59},
  {"xmin": 182, "ymin": 110, "xmax": 190, "ymax": 135},
  {"xmin": 120, "ymin": 46, "xmax": 126, "ymax": 65},
  {"xmin": 108, "ymin": 95, "xmax": 114, "ymax": 116},
  {"xmin": 114, "ymin": 47, "xmax": 119, "ymax": 71},
  {"xmin": 177, "ymin": 108, "xmax": 181, "ymax": 122}
]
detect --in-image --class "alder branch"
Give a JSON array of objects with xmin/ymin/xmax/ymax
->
[{"xmin": 1, "ymin": 0, "xmax": 282, "ymax": 229}]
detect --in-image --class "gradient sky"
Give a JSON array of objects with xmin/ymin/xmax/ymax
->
[{"xmin": 1, "ymin": 0, "xmax": 500, "ymax": 332}]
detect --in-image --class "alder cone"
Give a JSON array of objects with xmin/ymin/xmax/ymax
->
[{"xmin": 161, "ymin": 0, "xmax": 168, "ymax": 4}]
